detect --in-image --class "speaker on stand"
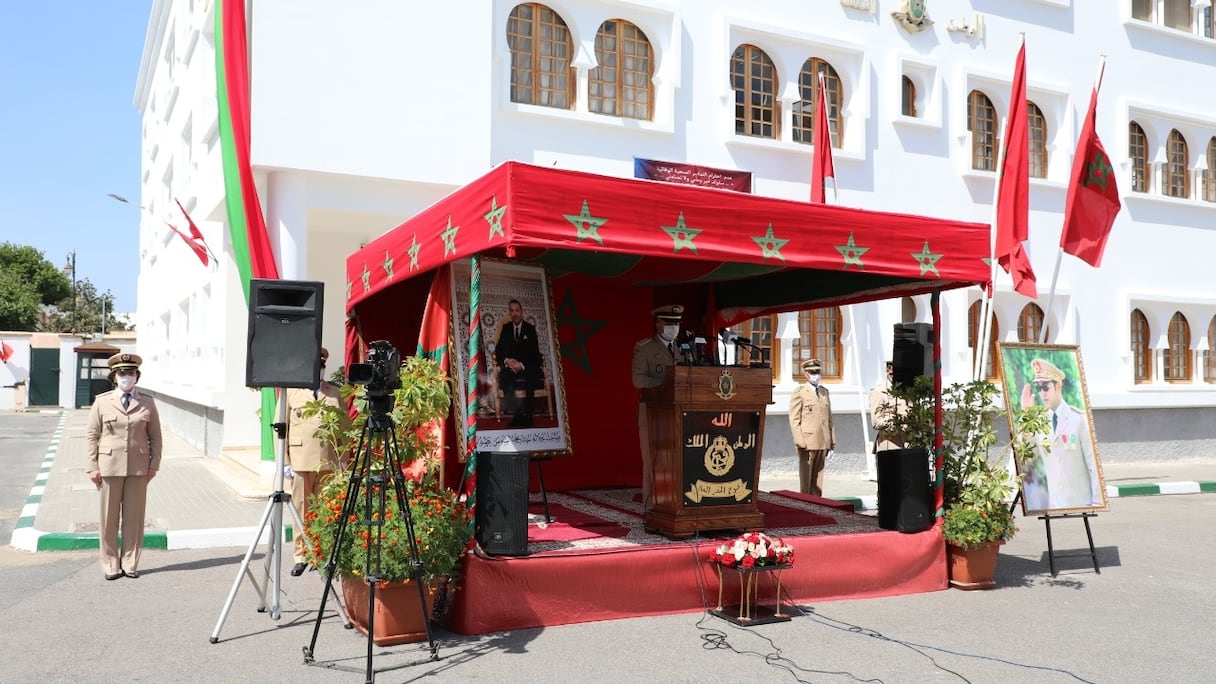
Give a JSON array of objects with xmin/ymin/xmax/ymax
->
[
  {"xmin": 246, "ymin": 279, "xmax": 325, "ymax": 388},
  {"xmin": 892, "ymin": 322, "xmax": 934, "ymax": 388},
  {"xmin": 476, "ymin": 452, "xmax": 530, "ymax": 556}
]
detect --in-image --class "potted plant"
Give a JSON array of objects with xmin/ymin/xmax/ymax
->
[
  {"xmin": 301, "ymin": 355, "xmax": 472, "ymax": 645},
  {"xmin": 880, "ymin": 376, "xmax": 1049, "ymax": 589}
]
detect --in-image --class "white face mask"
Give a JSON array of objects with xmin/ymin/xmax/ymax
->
[
  {"xmin": 116, "ymin": 375, "xmax": 137, "ymax": 392},
  {"xmin": 661, "ymin": 325, "xmax": 680, "ymax": 341},
  {"xmin": 808, "ymin": 374, "xmax": 822, "ymax": 385}
]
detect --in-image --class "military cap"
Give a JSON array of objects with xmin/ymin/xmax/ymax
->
[
  {"xmin": 107, "ymin": 353, "xmax": 143, "ymax": 371},
  {"xmin": 802, "ymin": 358, "xmax": 823, "ymax": 372},
  {"xmin": 1031, "ymin": 358, "xmax": 1065, "ymax": 383},
  {"xmin": 652, "ymin": 304, "xmax": 685, "ymax": 321}
]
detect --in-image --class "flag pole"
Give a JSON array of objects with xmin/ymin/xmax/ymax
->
[
  {"xmin": 975, "ymin": 114, "xmax": 1010, "ymax": 381},
  {"xmin": 1040, "ymin": 55, "xmax": 1107, "ymax": 344},
  {"xmin": 847, "ymin": 305, "xmax": 875, "ymax": 479}
]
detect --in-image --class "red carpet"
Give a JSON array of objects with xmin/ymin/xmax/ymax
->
[{"xmin": 447, "ymin": 488, "xmax": 947, "ymax": 634}]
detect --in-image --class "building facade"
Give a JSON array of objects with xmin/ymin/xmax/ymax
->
[{"xmin": 134, "ymin": 0, "xmax": 1216, "ymax": 468}]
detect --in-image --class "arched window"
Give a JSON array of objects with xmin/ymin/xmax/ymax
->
[
  {"xmin": 792, "ymin": 59, "xmax": 842, "ymax": 146},
  {"xmin": 1028, "ymin": 101, "xmax": 1048, "ymax": 179},
  {"xmin": 968, "ymin": 301, "xmax": 1000, "ymax": 380},
  {"xmin": 731, "ymin": 44, "xmax": 779, "ymax": 139},
  {"xmin": 901, "ymin": 75, "xmax": 917, "ymax": 117},
  {"xmin": 507, "ymin": 3, "xmax": 575, "ymax": 109},
  {"xmin": 1203, "ymin": 137, "xmax": 1216, "ymax": 202},
  {"xmin": 1131, "ymin": 308, "xmax": 1152, "ymax": 383},
  {"xmin": 968, "ymin": 90, "xmax": 997, "ymax": 171},
  {"xmin": 590, "ymin": 19, "xmax": 654, "ymax": 120},
  {"xmin": 1205, "ymin": 6, "xmax": 1216, "ymax": 38},
  {"xmin": 1205, "ymin": 316, "xmax": 1216, "ymax": 383},
  {"xmin": 1133, "ymin": 0, "xmax": 1153, "ymax": 21},
  {"xmin": 1017, "ymin": 303, "xmax": 1048, "ymax": 343},
  {"xmin": 1164, "ymin": 129, "xmax": 1190, "ymax": 198},
  {"xmin": 734, "ymin": 315, "xmax": 777, "ymax": 380},
  {"xmin": 1129, "ymin": 122, "xmax": 1149, "ymax": 193},
  {"xmin": 792, "ymin": 308, "xmax": 843, "ymax": 381},
  {"xmin": 1164, "ymin": 312, "xmax": 1191, "ymax": 382}
]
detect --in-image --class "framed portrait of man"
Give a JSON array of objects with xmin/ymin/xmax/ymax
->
[
  {"xmin": 997, "ymin": 343, "xmax": 1108, "ymax": 515},
  {"xmin": 449, "ymin": 258, "xmax": 570, "ymax": 457}
]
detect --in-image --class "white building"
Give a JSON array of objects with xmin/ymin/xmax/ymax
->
[{"xmin": 134, "ymin": 0, "xmax": 1216, "ymax": 468}]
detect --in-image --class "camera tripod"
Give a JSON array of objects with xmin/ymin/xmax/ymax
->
[
  {"xmin": 210, "ymin": 387, "xmax": 349, "ymax": 642},
  {"xmin": 303, "ymin": 394, "xmax": 438, "ymax": 681}
]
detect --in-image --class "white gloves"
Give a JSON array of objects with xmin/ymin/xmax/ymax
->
[{"xmin": 283, "ymin": 465, "xmax": 294, "ymax": 480}]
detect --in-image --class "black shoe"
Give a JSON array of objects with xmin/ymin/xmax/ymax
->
[
  {"xmin": 123, "ymin": 570, "xmax": 140, "ymax": 579},
  {"xmin": 105, "ymin": 572, "xmax": 123, "ymax": 581},
  {"xmin": 291, "ymin": 562, "xmax": 307, "ymax": 577}
]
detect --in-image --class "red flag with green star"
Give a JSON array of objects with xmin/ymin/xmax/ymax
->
[
  {"xmin": 1060, "ymin": 86, "xmax": 1121, "ymax": 267},
  {"xmin": 415, "ymin": 265, "xmax": 452, "ymax": 472}
]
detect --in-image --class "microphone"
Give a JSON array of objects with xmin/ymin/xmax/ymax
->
[{"xmin": 718, "ymin": 328, "xmax": 751, "ymax": 345}]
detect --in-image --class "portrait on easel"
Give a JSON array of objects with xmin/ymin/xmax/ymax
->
[
  {"xmin": 449, "ymin": 258, "xmax": 571, "ymax": 458},
  {"xmin": 997, "ymin": 343, "xmax": 1109, "ymax": 515}
]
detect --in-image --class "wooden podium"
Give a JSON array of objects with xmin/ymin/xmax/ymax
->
[{"xmin": 641, "ymin": 365, "xmax": 773, "ymax": 538}]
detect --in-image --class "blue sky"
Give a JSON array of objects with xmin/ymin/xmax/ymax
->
[{"xmin": 0, "ymin": 3, "xmax": 152, "ymax": 312}]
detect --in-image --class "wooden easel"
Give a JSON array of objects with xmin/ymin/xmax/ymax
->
[{"xmin": 1010, "ymin": 491, "xmax": 1101, "ymax": 577}]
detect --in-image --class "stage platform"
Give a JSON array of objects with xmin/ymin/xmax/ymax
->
[{"xmin": 447, "ymin": 488, "xmax": 947, "ymax": 635}]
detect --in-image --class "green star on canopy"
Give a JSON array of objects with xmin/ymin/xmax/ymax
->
[
  {"xmin": 407, "ymin": 234, "xmax": 422, "ymax": 271},
  {"xmin": 835, "ymin": 232, "xmax": 869, "ymax": 269},
  {"xmin": 382, "ymin": 250, "xmax": 395, "ymax": 282},
  {"xmin": 912, "ymin": 241, "xmax": 943, "ymax": 277},
  {"xmin": 752, "ymin": 223, "xmax": 789, "ymax": 261},
  {"xmin": 484, "ymin": 195, "xmax": 506, "ymax": 239},
  {"xmin": 360, "ymin": 262, "xmax": 371, "ymax": 293},
  {"xmin": 662, "ymin": 212, "xmax": 701, "ymax": 254},
  {"xmin": 556, "ymin": 290, "xmax": 607, "ymax": 375},
  {"xmin": 440, "ymin": 216, "xmax": 460, "ymax": 256},
  {"xmin": 563, "ymin": 200, "xmax": 607, "ymax": 245}
]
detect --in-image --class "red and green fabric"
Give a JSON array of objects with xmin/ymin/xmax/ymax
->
[
  {"xmin": 1060, "ymin": 85, "xmax": 1122, "ymax": 267},
  {"xmin": 217, "ymin": 0, "xmax": 280, "ymax": 461},
  {"xmin": 994, "ymin": 41, "xmax": 1036, "ymax": 299}
]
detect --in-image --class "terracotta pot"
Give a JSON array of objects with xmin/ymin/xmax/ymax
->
[
  {"xmin": 341, "ymin": 577, "xmax": 440, "ymax": 646},
  {"xmin": 946, "ymin": 541, "xmax": 1000, "ymax": 590}
]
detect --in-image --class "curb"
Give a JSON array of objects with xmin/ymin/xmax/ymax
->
[
  {"xmin": 1108, "ymin": 481, "xmax": 1216, "ymax": 497},
  {"xmin": 12, "ymin": 526, "xmax": 296, "ymax": 553}
]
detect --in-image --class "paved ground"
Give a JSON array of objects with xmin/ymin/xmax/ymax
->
[{"xmin": 8, "ymin": 408, "xmax": 1216, "ymax": 553}]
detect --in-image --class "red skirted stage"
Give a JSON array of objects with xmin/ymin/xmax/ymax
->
[{"xmin": 447, "ymin": 489, "xmax": 946, "ymax": 635}]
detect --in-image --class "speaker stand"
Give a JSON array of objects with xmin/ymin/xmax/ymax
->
[{"xmin": 209, "ymin": 388, "xmax": 348, "ymax": 643}]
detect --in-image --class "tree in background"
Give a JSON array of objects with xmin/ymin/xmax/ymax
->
[
  {"xmin": 0, "ymin": 242, "xmax": 130, "ymax": 333},
  {"xmin": 42, "ymin": 279, "xmax": 130, "ymax": 334},
  {"xmin": 0, "ymin": 243, "xmax": 72, "ymax": 331}
]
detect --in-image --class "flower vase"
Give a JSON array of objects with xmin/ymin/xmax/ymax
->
[
  {"xmin": 946, "ymin": 541, "xmax": 1000, "ymax": 590},
  {"xmin": 341, "ymin": 576, "xmax": 440, "ymax": 646}
]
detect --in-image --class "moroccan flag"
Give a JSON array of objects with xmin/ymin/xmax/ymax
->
[
  {"xmin": 175, "ymin": 199, "xmax": 216, "ymax": 265},
  {"xmin": 165, "ymin": 222, "xmax": 209, "ymax": 266},
  {"xmin": 810, "ymin": 73, "xmax": 835, "ymax": 204},
  {"xmin": 0, "ymin": 341, "xmax": 13, "ymax": 363},
  {"xmin": 1060, "ymin": 86, "xmax": 1121, "ymax": 267},
  {"xmin": 416, "ymin": 265, "xmax": 453, "ymax": 471},
  {"xmin": 217, "ymin": 0, "xmax": 281, "ymax": 462},
  {"xmin": 994, "ymin": 42, "xmax": 1036, "ymax": 299}
]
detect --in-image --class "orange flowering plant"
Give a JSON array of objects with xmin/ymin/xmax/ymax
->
[{"xmin": 302, "ymin": 355, "xmax": 471, "ymax": 583}]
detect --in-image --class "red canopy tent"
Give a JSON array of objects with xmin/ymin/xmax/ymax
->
[{"xmin": 344, "ymin": 162, "xmax": 989, "ymax": 492}]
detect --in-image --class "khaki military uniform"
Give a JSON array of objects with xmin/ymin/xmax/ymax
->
[
  {"xmin": 86, "ymin": 388, "xmax": 162, "ymax": 576},
  {"xmin": 868, "ymin": 379, "xmax": 908, "ymax": 452},
  {"xmin": 284, "ymin": 382, "xmax": 344, "ymax": 563},
  {"xmin": 788, "ymin": 382, "xmax": 835, "ymax": 496}
]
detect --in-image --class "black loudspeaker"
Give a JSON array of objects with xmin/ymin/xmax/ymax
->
[
  {"xmin": 876, "ymin": 447, "xmax": 933, "ymax": 532},
  {"xmin": 892, "ymin": 322, "xmax": 934, "ymax": 388},
  {"xmin": 245, "ymin": 279, "xmax": 324, "ymax": 388},
  {"xmin": 476, "ymin": 452, "xmax": 529, "ymax": 556}
]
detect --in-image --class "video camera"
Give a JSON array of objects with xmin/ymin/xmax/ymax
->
[{"xmin": 348, "ymin": 340, "xmax": 402, "ymax": 417}]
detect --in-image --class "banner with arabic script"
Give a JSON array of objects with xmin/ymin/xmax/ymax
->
[
  {"xmin": 681, "ymin": 410, "xmax": 761, "ymax": 506},
  {"xmin": 634, "ymin": 158, "xmax": 753, "ymax": 193}
]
